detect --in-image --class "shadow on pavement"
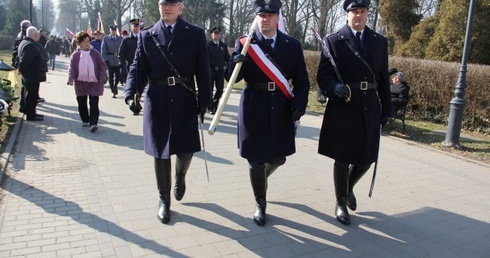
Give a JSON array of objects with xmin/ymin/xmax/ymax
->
[{"xmin": 4, "ymin": 175, "xmax": 189, "ymax": 257}]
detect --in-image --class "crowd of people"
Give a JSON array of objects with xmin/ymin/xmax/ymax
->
[{"xmin": 11, "ymin": 0, "xmax": 414, "ymax": 228}]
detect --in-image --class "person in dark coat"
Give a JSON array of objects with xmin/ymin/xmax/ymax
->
[
  {"xmin": 45, "ymin": 35, "xmax": 61, "ymax": 71},
  {"xmin": 102, "ymin": 25, "xmax": 123, "ymax": 98},
  {"xmin": 226, "ymin": 0, "xmax": 310, "ymax": 226},
  {"xmin": 390, "ymin": 71, "xmax": 410, "ymax": 114},
  {"xmin": 119, "ymin": 18, "xmax": 141, "ymax": 88},
  {"xmin": 11, "ymin": 20, "xmax": 31, "ymax": 114},
  {"xmin": 90, "ymin": 30, "xmax": 103, "ymax": 53},
  {"xmin": 124, "ymin": 0, "xmax": 211, "ymax": 224},
  {"xmin": 18, "ymin": 26, "xmax": 47, "ymax": 121},
  {"xmin": 316, "ymin": 0, "xmax": 392, "ymax": 226},
  {"xmin": 207, "ymin": 26, "xmax": 230, "ymax": 114}
]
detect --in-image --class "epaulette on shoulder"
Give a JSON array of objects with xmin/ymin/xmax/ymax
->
[{"xmin": 141, "ymin": 24, "xmax": 155, "ymax": 31}]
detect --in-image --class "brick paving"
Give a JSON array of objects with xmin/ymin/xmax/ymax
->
[{"xmin": 0, "ymin": 57, "xmax": 489, "ymax": 257}]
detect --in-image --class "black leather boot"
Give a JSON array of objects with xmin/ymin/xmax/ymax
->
[
  {"xmin": 174, "ymin": 155, "xmax": 192, "ymax": 201},
  {"xmin": 347, "ymin": 164, "xmax": 371, "ymax": 211},
  {"xmin": 265, "ymin": 163, "xmax": 279, "ymax": 178},
  {"xmin": 334, "ymin": 163, "xmax": 350, "ymax": 225},
  {"xmin": 155, "ymin": 158, "xmax": 171, "ymax": 224},
  {"xmin": 250, "ymin": 167, "xmax": 267, "ymax": 226}
]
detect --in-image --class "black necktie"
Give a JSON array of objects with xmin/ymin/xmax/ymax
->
[
  {"xmin": 265, "ymin": 38, "xmax": 274, "ymax": 46},
  {"xmin": 167, "ymin": 25, "xmax": 172, "ymax": 36},
  {"xmin": 356, "ymin": 32, "xmax": 362, "ymax": 45}
]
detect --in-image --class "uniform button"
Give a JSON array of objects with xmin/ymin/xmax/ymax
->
[
  {"xmin": 170, "ymin": 99, "xmax": 174, "ymax": 102},
  {"xmin": 364, "ymin": 107, "xmax": 367, "ymax": 110},
  {"xmin": 271, "ymin": 93, "xmax": 274, "ymax": 96},
  {"xmin": 271, "ymin": 107, "xmax": 275, "ymax": 110},
  {"xmin": 363, "ymin": 92, "xmax": 366, "ymax": 95},
  {"xmin": 170, "ymin": 52, "xmax": 173, "ymax": 55}
]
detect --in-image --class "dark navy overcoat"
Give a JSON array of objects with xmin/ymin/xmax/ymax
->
[
  {"xmin": 124, "ymin": 18, "xmax": 211, "ymax": 159},
  {"xmin": 226, "ymin": 31, "xmax": 310, "ymax": 163},
  {"xmin": 317, "ymin": 25, "xmax": 392, "ymax": 165}
]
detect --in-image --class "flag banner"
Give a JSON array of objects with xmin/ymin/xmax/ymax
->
[
  {"xmin": 87, "ymin": 21, "xmax": 92, "ymax": 37},
  {"xmin": 98, "ymin": 12, "xmax": 105, "ymax": 34},
  {"xmin": 66, "ymin": 28, "xmax": 75, "ymax": 38},
  {"xmin": 113, "ymin": 19, "xmax": 120, "ymax": 36},
  {"xmin": 278, "ymin": 10, "xmax": 286, "ymax": 34}
]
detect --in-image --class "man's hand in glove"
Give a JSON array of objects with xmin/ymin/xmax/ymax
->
[
  {"xmin": 127, "ymin": 95, "xmax": 142, "ymax": 115},
  {"xmin": 333, "ymin": 84, "xmax": 349, "ymax": 99},
  {"xmin": 232, "ymin": 54, "xmax": 248, "ymax": 64},
  {"xmin": 291, "ymin": 108, "xmax": 302, "ymax": 121},
  {"xmin": 197, "ymin": 106, "xmax": 207, "ymax": 123}
]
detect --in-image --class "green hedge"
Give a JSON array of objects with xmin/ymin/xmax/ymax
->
[{"xmin": 304, "ymin": 52, "xmax": 490, "ymax": 134}]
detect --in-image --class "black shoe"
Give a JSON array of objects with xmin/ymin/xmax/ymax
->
[
  {"xmin": 157, "ymin": 200, "xmax": 170, "ymax": 224},
  {"xmin": 112, "ymin": 94, "xmax": 117, "ymax": 98},
  {"xmin": 37, "ymin": 97, "xmax": 45, "ymax": 103},
  {"xmin": 90, "ymin": 125, "xmax": 98, "ymax": 133},
  {"xmin": 335, "ymin": 203, "xmax": 351, "ymax": 226},
  {"xmin": 26, "ymin": 116, "xmax": 43, "ymax": 121},
  {"xmin": 35, "ymin": 114, "xmax": 44, "ymax": 118},
  {"xmin": 347, "ymin": 191, "xmax": 357, "ymax": 211}
]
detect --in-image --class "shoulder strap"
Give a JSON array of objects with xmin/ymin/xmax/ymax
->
[
  {"xmin": 150, "ymin": 33, "xmax": 181, "ymax": 77},
  {"xmin": 149, "ymin": 33, "xmax": 196, "ymax": 94},
  {"xmin": 344, "ymin": 41, "xmax": 377, "ymax": 83}
]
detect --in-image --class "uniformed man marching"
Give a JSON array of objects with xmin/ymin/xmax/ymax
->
[
  {"xmin": 226, "ymin": 0, "xmax": 310, "ymax": 226},
  {"xmin": 119, "ymin": 18, "xmax": 141, "ymax": 88},
  {"xmin": 206, "ymin": 26, "xmax": 230, "ymax": 114},
  {"xmin": 101, "ymin": 25, "xmax": 123, "ymax": 98},
  {"xmin": 316, "ymin": 0, "xmax": 392, "ymax": 226},
  {"xmin": 124, "ymin": 0, "xmax": 211, "ymax": 224}
]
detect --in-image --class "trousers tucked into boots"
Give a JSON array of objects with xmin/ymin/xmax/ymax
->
[
  {"xmin": 155, "ymin": 158, "xmax": 171, "ymax": 224},
  {"xmin": 250, "ymin": 166, "xmax": 267, "ymax": 226},
  {"xmin": 347, "ymin": 164, "xmax": 371, "ymax": 211},
  {"xmin": 174, "ymin": 154, "xmax": 193, "ymax": 201}
]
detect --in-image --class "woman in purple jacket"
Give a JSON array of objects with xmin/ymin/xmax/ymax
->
[{"xmin": 67, "ymin": 32, "xmax": 107, "ymax": 133}]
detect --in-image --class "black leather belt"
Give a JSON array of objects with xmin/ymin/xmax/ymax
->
[
  {"xmin": 149, "ymin": 77, "xmax": 191, "ymax": 86},
  {"xmin": 347, "ymin": 81, "xmax": 378, "ymax": 90},
  {"xmin": 245, "ymin": 82, "xmax": 278, "ymax": 91}
]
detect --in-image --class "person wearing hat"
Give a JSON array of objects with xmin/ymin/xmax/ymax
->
[
  {"xmin": 206, "ymin": 26, "xmax": 230, "ymax": 114},
  {"xmin": 124, "ymin": 0, "xmax": 211, "ymax": 224},
  {"xmin": 226, "ymin": 0, "xmax": 310, "ymax": 226},
  {"xmin": 316, "ymin": 0, "xmax": 393, "ymax": 226},
  {"xmin": 101, "ymin": 25, "xmax": 123, "ymax": 98},
  {"xmin": 90, "ymin": 30, "xmax": 103, "ymax": 53},
  {"xmin": 119, "ymin": 18, "xmax": 141, "ymax": 91},
  {"xmin": 390, "ymin": 71, "xmax": 410, "ymax": 114}
]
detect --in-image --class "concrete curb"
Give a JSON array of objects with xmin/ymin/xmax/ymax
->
[{"xmin": 0, "ymin": 114, "xmax": 23, "ymax": 181}]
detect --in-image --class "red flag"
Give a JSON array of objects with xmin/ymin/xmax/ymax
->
[
  {"xmin": 66, "ymin": 28, "xmax": 75, "ymax": 38},
  {"xmin": 87, "ymin": 21, "xmax": 92, "ymax": 37}
]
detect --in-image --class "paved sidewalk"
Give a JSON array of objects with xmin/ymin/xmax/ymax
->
[{"xmin": 0, "ymin": 57, "xmax": 489, "ymax": 258}]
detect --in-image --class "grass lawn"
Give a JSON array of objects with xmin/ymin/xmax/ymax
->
[{"xmin": 307, "ymin": 89, "xmax": 490, "ymax": 164}]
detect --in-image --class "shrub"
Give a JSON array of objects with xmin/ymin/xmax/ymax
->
[
  {"xmin": 0, "ymin": 35, "xmax": 15, "ymax": 50},
  {"xmin": 304, "ymin": 52, "xmax": 490, "ymax": 134}
]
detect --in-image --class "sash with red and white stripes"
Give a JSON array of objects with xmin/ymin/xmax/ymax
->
[{"xmin": 239, "ymin": 37, "xmax": 294, "ymax": 101}]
